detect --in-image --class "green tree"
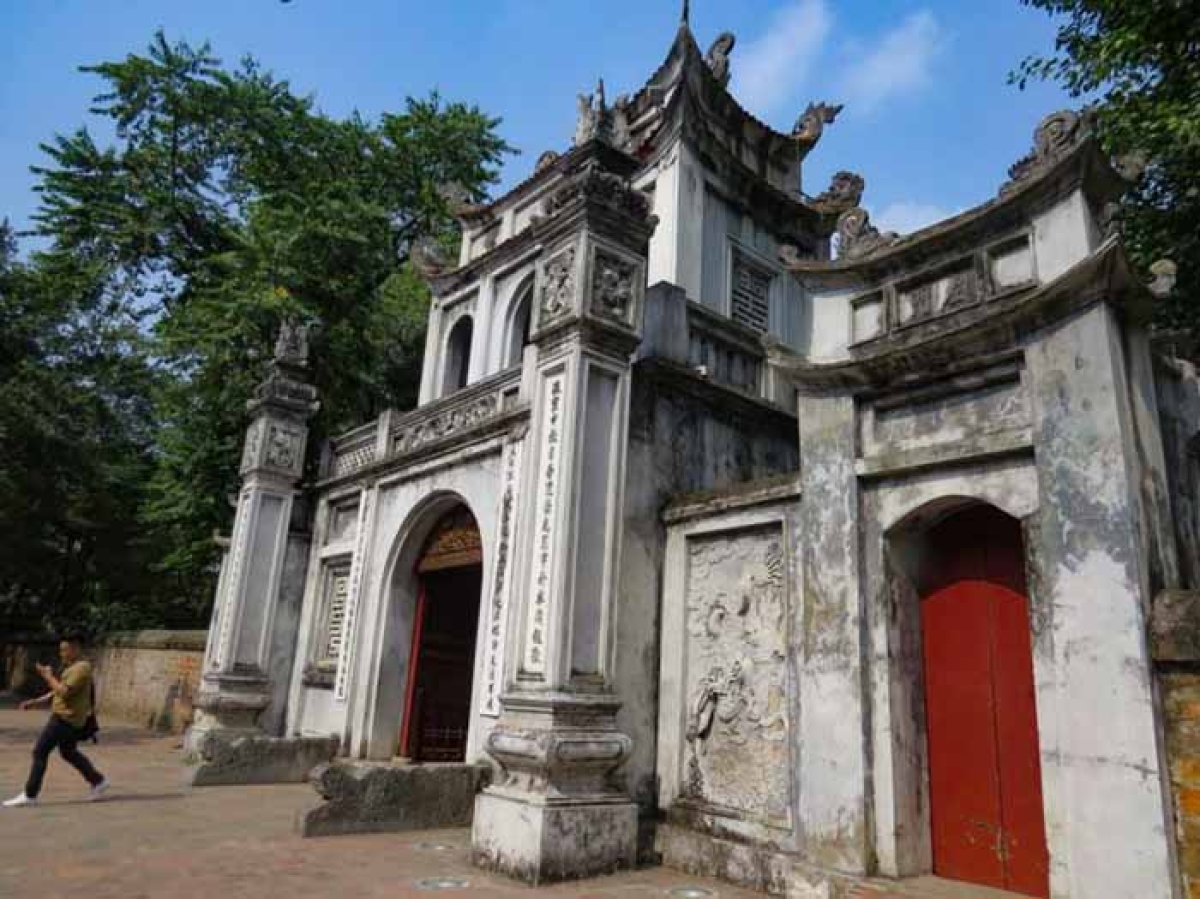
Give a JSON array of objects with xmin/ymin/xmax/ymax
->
[
  {"xmin": 14, "ymin": 32, "xmax": 512, "ymax": 627},
  {"xmin": 0, "ymin": 222, "xmax": 162, "ymax": 633},
  {"xmin": 1014, "ymin": 0, "xmax": 1200, "ymax": 350}
]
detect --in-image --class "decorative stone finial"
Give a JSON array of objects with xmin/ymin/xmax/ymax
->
[
  {"xmin": 535, "ymin": 150, "xmax": 560, "ymax": 174},
  {"xmin": 410, "ymin": 235, "xmax": 452, "ymax": 280},
  {"xmin": 573, "ymin": 79, "xmax": 635, "ymax": 153},
  {"xmin": 273, "ymin": 317, "xmax": 311, "ymax": 367},
  {"xmin": 436, "ymin": 182, "xmax": 486, "ymax": 220},
  {"xmin": 1149, "ymin": 259, "xmax": 1178, "ymax": 299},
  {"xmin": 682, "ymin": 0, "xmax": 690, "ymax": 26},
  {"xmin": 792, "ymin": 101, "xmax": 844, "ymax": 156},
  {"xmin": 705, "ymin": 32, "xmax": 736, "ymax": 87},
  {"xmin": 1001, "ymin": 109, "xmax": 1090, "ymax": 195}
]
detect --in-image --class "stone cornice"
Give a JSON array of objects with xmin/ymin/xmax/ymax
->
[{"xmin": 777, "ymin": 237, "xmax": 1152, "ymax": 393}]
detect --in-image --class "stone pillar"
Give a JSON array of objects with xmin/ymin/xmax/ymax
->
[
  {"xmin": 794, "ymin": 391, "xmax": 870, "ymax": 874},
  {"xmin": 189, "ymin": 321, "xmax": 320, "ymax": 750},
  {"xmin": 472, "ymin": 143, "xmax": 656, "ymax": 884},
  {"xmin": 1026, "ymin": 303, "xmax": 1177, "ymax": 898}
]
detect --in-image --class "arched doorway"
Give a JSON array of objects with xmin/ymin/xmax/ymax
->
[
  {"xmin": 917, "ymin": 504, "xmax": 1048, "ymax": 897},
  {"xmin": 397, "ymin": 505, "xmax": 483, "ymax": 762}
]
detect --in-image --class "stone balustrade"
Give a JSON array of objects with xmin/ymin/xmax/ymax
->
[{"xmin": 326, "ymin": 366, "xmax": 526, "ymax": 482}]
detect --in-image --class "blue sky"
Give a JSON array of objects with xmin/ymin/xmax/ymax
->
[{"xmin": 1, "ymin": 1, "xmax": 1072, "ymax": 240}]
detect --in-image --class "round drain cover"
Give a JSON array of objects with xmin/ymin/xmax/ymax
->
[
  {"xmin": 668, "ymin": 889, "xmax": 717, "ymax": 899},
  {"xmin": 414, "ymin": 842, "xmax": 458, "ymax": 852},
  {"xmin": 416, "ymin": 877, "xmax": 471, "ymax": 890}
]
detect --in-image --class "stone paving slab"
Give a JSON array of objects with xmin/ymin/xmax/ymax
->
[
  {"xmin": 0, "ymin": 700, "xmax": 761, "ymax": 899},
  {"xmin": 0, "ymin": 698, "xmax": 1026, "ymax": 899}
]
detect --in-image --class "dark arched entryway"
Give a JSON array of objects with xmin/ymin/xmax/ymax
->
[
  {"xmin": 397, "ymin": 505, "xmax": 483, "ymax": 762},
  {"xmin": 917, "ymin": 505, "xmax": 1048, "ymax": 898}
]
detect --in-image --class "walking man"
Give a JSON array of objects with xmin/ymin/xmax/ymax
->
[{"xmin": 4, "ymin": 634, "xmax": 108, "ymax": 807}]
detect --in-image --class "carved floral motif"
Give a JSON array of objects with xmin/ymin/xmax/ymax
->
[{"xmin": 392, "ymin": 393, "xmax": 500, "ymax": 455}]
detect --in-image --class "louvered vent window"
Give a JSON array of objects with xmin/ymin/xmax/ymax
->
[
  {"xmin": 731, "ymin": 250, "xmax": 772, "ymax": 333},
  {"xmin": 321, "ymin": 564, "xmax": 351, "ymax": 664}
]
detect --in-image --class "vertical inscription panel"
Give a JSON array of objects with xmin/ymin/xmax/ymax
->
[{"xmin": 681, "ymin": 525, "xmax": 792, "ymax": 829}]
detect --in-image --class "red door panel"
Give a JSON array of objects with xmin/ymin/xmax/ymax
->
[
  {"xmin": 923, "ymin": 583, "xmax": 1007, "ymax": 891},
  {"xmin": 991, "ymin": 587, "xmax": 1050, "ymax": 897},
  {"xmin": 922, "ymin": 573, "xmax": 1050, "ymax": 899}
]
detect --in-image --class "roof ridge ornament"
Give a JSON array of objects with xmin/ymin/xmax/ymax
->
[
  {"xmin": 705, "ymin": 32, "xmax": 736, "ymax": 87},
  {"xmin": 792, "ymin": 101, "xmax": 843, "ymax": 159},
  {"xmin": 574, "ymin": 78, "xmax": 634, "ymax": 152},
  {"xmin": 1000, "ymin": 109, "xmax": 1090, "ymax": 196},
  {"xmin": 681, "ymin": 0, "xmax": 690, "ymax": 27}
]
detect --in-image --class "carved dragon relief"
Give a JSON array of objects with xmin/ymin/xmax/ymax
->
[
  {"xmin": 681, "ymin": 530, "xmax": 790, "ymax": 826},
  {"xmin": 836, "ymin": 207, "xmax": 901, "ymax": 260}
]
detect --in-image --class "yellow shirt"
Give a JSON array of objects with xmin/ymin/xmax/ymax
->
[{"xmin": 52, "ymin": 660, "xmax": 93, "ymax": 729}]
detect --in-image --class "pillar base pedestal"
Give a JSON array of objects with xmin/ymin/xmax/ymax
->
[
  {"xmin": 183, "ymin": 671, "xmax": 270, "ymax": 754},
  {"xmin": 472, "ymin": 790, "xmax": 637, "ymax": 884}
]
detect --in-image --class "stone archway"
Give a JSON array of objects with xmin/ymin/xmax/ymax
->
[
  {"xmin": 364, "ymin": 494, "xmax": 487, "ymax": 763},
  {"xmin": 397, "ymin": 505, "xmax": 483, "ymax": 762},
  {"xmin": 884, "ymin": 500, "xmax": 1049, "ymax": 897}
]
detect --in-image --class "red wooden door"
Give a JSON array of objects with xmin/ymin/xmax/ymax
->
[{"xmin": 923, "ymin": 578, "xmax": 1049, "ymax": 897}]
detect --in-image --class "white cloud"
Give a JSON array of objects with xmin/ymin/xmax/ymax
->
[
  {"xmin": 731, "ymin": 0, "xmax": 832, "ymax": 117},
  {"xmin": 840, "ymin": 11, "xmax": 944, "ymax": 114},
  {"xmin": 870, "ymin": 201, "xmax": 955, "ymax": 235}
]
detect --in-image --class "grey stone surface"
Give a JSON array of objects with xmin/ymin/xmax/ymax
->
[
  {"xmin": 472, "ymin": 791, "xmax": 638, "ymax": 885},
  {"xmin": 299, "ymin": 761, "xmax": 490, "ymax": 837},
  {"xmin": 186, "ymin": 733, "xmax": 339, "ymax": 787}
]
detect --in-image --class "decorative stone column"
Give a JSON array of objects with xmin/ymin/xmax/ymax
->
[
  {"xmin": 472, "ymin": 143, "xmax": 656, "ymax": 884},
  {"xmin": 188, "ymin": 321, "xmax": 320, "ymax": 750}
]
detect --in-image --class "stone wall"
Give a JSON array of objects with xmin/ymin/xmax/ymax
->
[{"xmin": 1, "ymin": 630, "xmax": 207, "ymax": 734}]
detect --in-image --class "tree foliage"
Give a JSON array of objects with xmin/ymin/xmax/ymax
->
[
  {"xmin": 2, "ymin": 32, "xmax": 511, "ymax": 633},
  {"xmin": 1014, "ymin": 0, "xmax": 1200, "ymax": 349}
]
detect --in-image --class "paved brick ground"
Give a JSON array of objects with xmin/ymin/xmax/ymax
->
[
  {"xmin": 0, "ymin": 698, "xmax": 762, "ymax": 899},
  {"xmin": 0, "ymin": 697, "xmax": 1022, "ymax": 899}
]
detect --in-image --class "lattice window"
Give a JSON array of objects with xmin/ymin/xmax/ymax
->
[
  {"xmin": 317, "ymin": 561, "xmax": 352, "ymax": 668},
  {"xmin": 731, "ymin": 249, "xmax": 772, "ymax": 333}
]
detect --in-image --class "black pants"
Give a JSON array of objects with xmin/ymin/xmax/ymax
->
[{"xmin": 24, "ymin": 714, "xmax": 103, "ymax": 798}]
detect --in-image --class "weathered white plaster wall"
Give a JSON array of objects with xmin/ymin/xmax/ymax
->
[
  {"xmin": 1026, "ymin": 303, "xmax": 1177, "ymax": 898},
  {"xmin": 1032, "ymin": 189, "xmax": 1095, "ymax": 283}
]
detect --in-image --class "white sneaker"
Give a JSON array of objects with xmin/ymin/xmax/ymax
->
[
  {"xmin": 2, "ymin": 793, "xmax": 37, "ymax": 808},
  {"xmin": 86, "ymin": 779, "xmax": 109, "ymax": 802}
]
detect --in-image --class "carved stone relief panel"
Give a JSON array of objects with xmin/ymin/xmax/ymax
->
[
  {"xmin": 264, "ymin": 422, "xmax": 305, "ymax": 475},
  {"xmin": 682, "ymin": 525, "xmax": 791, "ymax": 829},
  {"xmin": 896, "ymin": 263, "xmax": 982, "ymax": 327},
  {"xmin": 539, "ymin": 245, "xmax": 577, "ymax": 326},
  {"xmin": 590, "ymin": 248, "xmax": 639, "ymax": 326}
]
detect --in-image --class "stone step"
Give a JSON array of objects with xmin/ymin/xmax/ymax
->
[{"xmin": 846, "ymin": 876, "xmax": 1030, "ymax": 899}]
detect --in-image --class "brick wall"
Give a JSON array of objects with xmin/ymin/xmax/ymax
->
[
  {"xmin": 1152, "ymin": 591, "xmax": 1200, "ymax": 899},
  {"xmin": 1164, "ymin": 672, "xmax": 1200, "ymax": 899},
  {"xmin": 2, "ymin": 630, "xmax": 208, "ymax": 735}
]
